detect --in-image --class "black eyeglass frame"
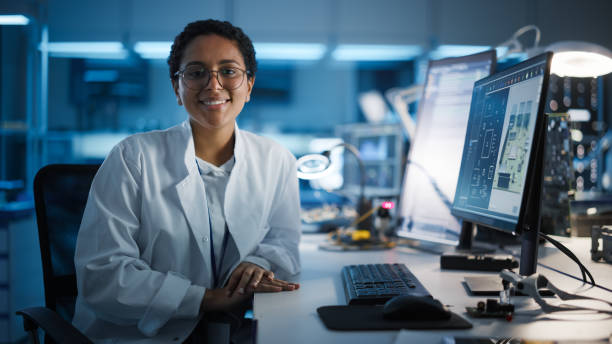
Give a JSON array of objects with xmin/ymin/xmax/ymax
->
[{"xmin": 174, "ymin": 65, "xmax": 253, "ymax": 91}]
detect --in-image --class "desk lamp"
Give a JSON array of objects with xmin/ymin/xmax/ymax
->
[
  {"xmin": 296, "ymin": 142, "xmax": 374, "ymax": 232},
  {"xmin": 496, "ymin": 25, "xmax": 612, "ymax": 77}
]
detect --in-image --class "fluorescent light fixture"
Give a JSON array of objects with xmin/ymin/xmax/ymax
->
[
  {"xmin": 135, "ymin": 41, "xmax": 326, "ymax": 61},
  {"xmin": 429, "ymin": 45, "xmax": 490, "ymax": 59},
  {"xmin": 42, "ymin": 42, "xmax": 128, "ymax": 59},
  {"xmin": 0, "ymin": 15, "xmax": 30, "ymax": 25},
  {"xmin": 548, "ymin": 41, "xmax": 612, "ymax": 77},
  {"xmin": 254, "ymin": 43, "xmax": 326, "ymax": 61},
  {"xmin": 73, "ymin": 133, "xmax": 129, "ymax": 159},
  {"xmin": 134, "ymin": 41, "xmax": 172, "ymax": 59},
  {"xmin": 332, "ymin": 44, "xmax": 422, "ymax": 61}
]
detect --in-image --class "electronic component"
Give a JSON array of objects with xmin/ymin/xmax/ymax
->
[{"xmin": 466, "ymin": 299, "xmax": 514, "ymax": 320}]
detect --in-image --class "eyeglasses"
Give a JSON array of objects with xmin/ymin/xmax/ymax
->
[{"xmin": 175, "ymin": 64, "xmax": 251, "ymax": 91}]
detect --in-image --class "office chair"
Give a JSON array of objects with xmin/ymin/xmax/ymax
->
[{"xmin": 17, "ymin": 164, "xmax": 99, "ymax": 344}]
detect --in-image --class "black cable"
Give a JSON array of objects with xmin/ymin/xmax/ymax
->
[
  {"xmin": 546, "ymin": 234, "xmax": 594, "ymax": 285},
  {"xmin": 499, "ymin": 240, "xmax": 611, "ymax": 293},
  {"xmin": 539, "ymin": 232, "xmax": 595, "ymax": 286},
  {"xmin": 542, "ymin": 233, "xmax": 593, "ymax": 285},
  {"xmin": 541, "ymin": 233, "xmax": 588, "ymax": 282},
  {"xmin": 537, "ymin": 261, "xmax": 612, "ymax": 294}
]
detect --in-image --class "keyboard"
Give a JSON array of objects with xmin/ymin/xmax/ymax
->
[{"xmin": 341, "ymin": 263, "xmax": 431, "ymax": 305}]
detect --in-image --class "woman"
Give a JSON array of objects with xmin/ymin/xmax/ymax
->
[{"xmin": 73, "ymin": 19, "xmax": 301, "ymax": 343}]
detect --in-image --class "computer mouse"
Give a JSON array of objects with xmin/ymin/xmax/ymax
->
[{"xmin": 382, "ymin": 295, "xmax": 452, "ymax": 321}]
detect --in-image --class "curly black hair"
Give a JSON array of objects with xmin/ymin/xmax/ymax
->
[{"xmin": 167, "ymin": 19, "xmax": 257, "ymax": 81}]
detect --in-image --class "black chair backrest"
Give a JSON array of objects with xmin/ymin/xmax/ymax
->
[{"xmin": 33, "ymin": 164, "xmax": 100, "ymax": 322}]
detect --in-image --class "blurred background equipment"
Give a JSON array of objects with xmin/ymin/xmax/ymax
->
[
  {"xmin": 590, "ymin": 225, "xmax": 612, "ymax": 264},
  {"xmin": 540, "ymin": 113, "xmax": 573, "ymax": 237},
  {"xmin": 335, "ymin": 123, "xmax": 405, "ymax": 201},
  {"xmin": 297, "ymin": 142, "xmax": 374, "ymax": 233}
]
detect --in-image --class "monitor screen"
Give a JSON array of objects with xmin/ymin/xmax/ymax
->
[
  {"xmin": 336, "ymin": 123, "xmax": 404, "ymax": 198},
  {"xmin": 396, "ymin": 50, "xmax": 496, "ymax": 245},
  {"xmin": 452, "ymin": 53, "xmax": 552, "ymax": 234}
]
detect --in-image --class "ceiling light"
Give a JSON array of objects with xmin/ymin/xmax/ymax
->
[
  {"xmin": 42, "ymin": 42, "xmax": 128, "ymax": 59},
  {"xmin": 429, "ymin": 45, "xmax": 491, "ymax": 60},
  {"xmin": 0, "ymin": 15, "xmax": 30, "ymax": 25},
  {"xmin": 332, "ymin": 44, "xmax": 422, "ymax": 61},
  {"xmin": 254, "ymin": 43, "xmax": 326, "ymax": 61},
  {"xmin": 134, "ymin": 41, "xmax": 172, "ymax": 59}
]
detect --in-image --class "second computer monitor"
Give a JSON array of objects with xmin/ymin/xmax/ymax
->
[{"xmin": 397, "ymin": 50, "xmax": 496, "ymax": 245}]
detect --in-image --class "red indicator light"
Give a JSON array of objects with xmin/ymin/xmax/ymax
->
[{"xmin": 381, "ymin": 201, "xmax": 394, "ymax": 209}]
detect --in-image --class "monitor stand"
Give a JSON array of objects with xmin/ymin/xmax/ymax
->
[
  {"xmin": 440, "ymin": 221, "xmax": 519, "ymax": 271},
  {"xmin": 455, "ymin": 221, "xmax": 498, "ymax": 254}
]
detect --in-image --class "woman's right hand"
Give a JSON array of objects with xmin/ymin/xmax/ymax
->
[{"xmin": 201, "ymin": 277, "xmax": 300, "ymax": 312}]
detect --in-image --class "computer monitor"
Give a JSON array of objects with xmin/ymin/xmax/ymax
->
[
  {"xmin": 451, "ymin": 52, "xmax": 553, "ymax": 275},
  {"xmin": 396, "ymin": 50, "xmax": 496, "ymax": 246},
  {"xmin": 335, "ymin": 123, "xmax": 404, "ymax": 198}
]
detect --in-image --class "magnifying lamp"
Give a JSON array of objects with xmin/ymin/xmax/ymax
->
[
  {"xmin": 496, "ymin": 25, "xmax": 612, "ymax": 77},
  {"xmin": 296, "ymin": 142, "xmax": 373, "ymax": 231},
  {"xmin": 547, "ymin": 41, "xmax": 612, "ymax": 77}
]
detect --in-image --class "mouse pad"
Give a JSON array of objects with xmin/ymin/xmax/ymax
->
[{"xmin": 317, "ymin": 305, "xmax": 472, "ymax": 331}]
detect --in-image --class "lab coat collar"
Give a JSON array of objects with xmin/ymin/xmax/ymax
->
[{"xmin": 178, "ymin": 120, "xmax": 244, "ymax": 177}]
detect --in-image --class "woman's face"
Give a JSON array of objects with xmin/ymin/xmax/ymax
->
[{"xmin": 173, "ymin": 34, "xmax": 254, "ymax": 133}]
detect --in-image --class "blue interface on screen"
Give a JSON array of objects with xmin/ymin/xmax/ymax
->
[{"xmin": 452, "ymin": 56, "xmax": 547, "ymax": 229}]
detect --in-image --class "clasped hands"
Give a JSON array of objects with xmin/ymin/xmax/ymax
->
[{"xmin": 202, "ymin": 262, "xmax": 299, "ymax": 312}]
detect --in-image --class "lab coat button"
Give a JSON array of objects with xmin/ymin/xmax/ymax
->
[{"xmin": 203, "ymin": 236, "xmax": 209, "ymax": 242}]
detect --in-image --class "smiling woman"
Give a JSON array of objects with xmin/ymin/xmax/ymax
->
[
  {"xmin": 172, "ymin": 34, "xmax": 254, "ymax": 160},
  {"xmin": 72, "ymin": 19, "xmax": 301, "ymax": 344}
]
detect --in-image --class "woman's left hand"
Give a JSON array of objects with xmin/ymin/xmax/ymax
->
[{"xmin": 226, "ymin": 262, "xmax": 299, "ymax": 296}]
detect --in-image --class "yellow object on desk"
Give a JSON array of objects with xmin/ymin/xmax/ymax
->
[{"xmin": 351, "ymin": 230, "xmax": 371, "ymax": 241}]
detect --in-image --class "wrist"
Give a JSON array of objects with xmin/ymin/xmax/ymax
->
[{"xmin": 201, "ymin": 288, "xmax": 220, "ymax": 313}]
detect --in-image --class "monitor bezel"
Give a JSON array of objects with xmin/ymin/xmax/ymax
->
[
  {"xmin": 450, "ymin": 52, "xmax": 553, "ymax": 235},
  {"xmin": 396, "ymin": 49, "xmax": 497, "ymax": 245}
]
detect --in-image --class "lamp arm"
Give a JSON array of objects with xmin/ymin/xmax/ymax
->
[
  {"xmin": 326, "ymin": 142, "xmax": 366, "ymax": 201},
  {"xmin": 512, "ymin": 24, "xmax": 541, "ymax": 49},
  {"xmin": 496, "ymin": 24, "xmax": 541, "ymax": 60}
]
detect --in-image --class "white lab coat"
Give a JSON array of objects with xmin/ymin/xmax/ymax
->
[{"xmin": 73, "ymin": 120, "xmax": 301, "ymax": 343}]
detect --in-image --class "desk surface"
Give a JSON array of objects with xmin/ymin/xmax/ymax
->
[{"xmin": 254, "ymin": 235, "xmax": 612, "ymax": 344}]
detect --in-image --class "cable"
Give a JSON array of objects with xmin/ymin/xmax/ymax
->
[
  {"xmin": 499, "ymin": 243, "xmax": 612, "ymax": 293},
  {"xmin": 349, "ymin": 205, "xmax": 380, "ymax": 228},
  {"xmin": 538, "ymin": 232, "xmax": 595, "ymax": 286},
  {"xmin": 537, "ymin": 261, "xmax": 612, "ymax": 294},
  {"xmin": 540, "ymin": 233, "xmax": 593, "ymax": 284}
]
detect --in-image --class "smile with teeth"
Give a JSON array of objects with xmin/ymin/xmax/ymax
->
[{"xmin": 201, "ymin": 99, "xmax": 229, "ymax": 105}]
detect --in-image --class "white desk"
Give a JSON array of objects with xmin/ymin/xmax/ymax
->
[{"xmin": 254, "ymin": 235, "xmax": 612, "ymax": 344}]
